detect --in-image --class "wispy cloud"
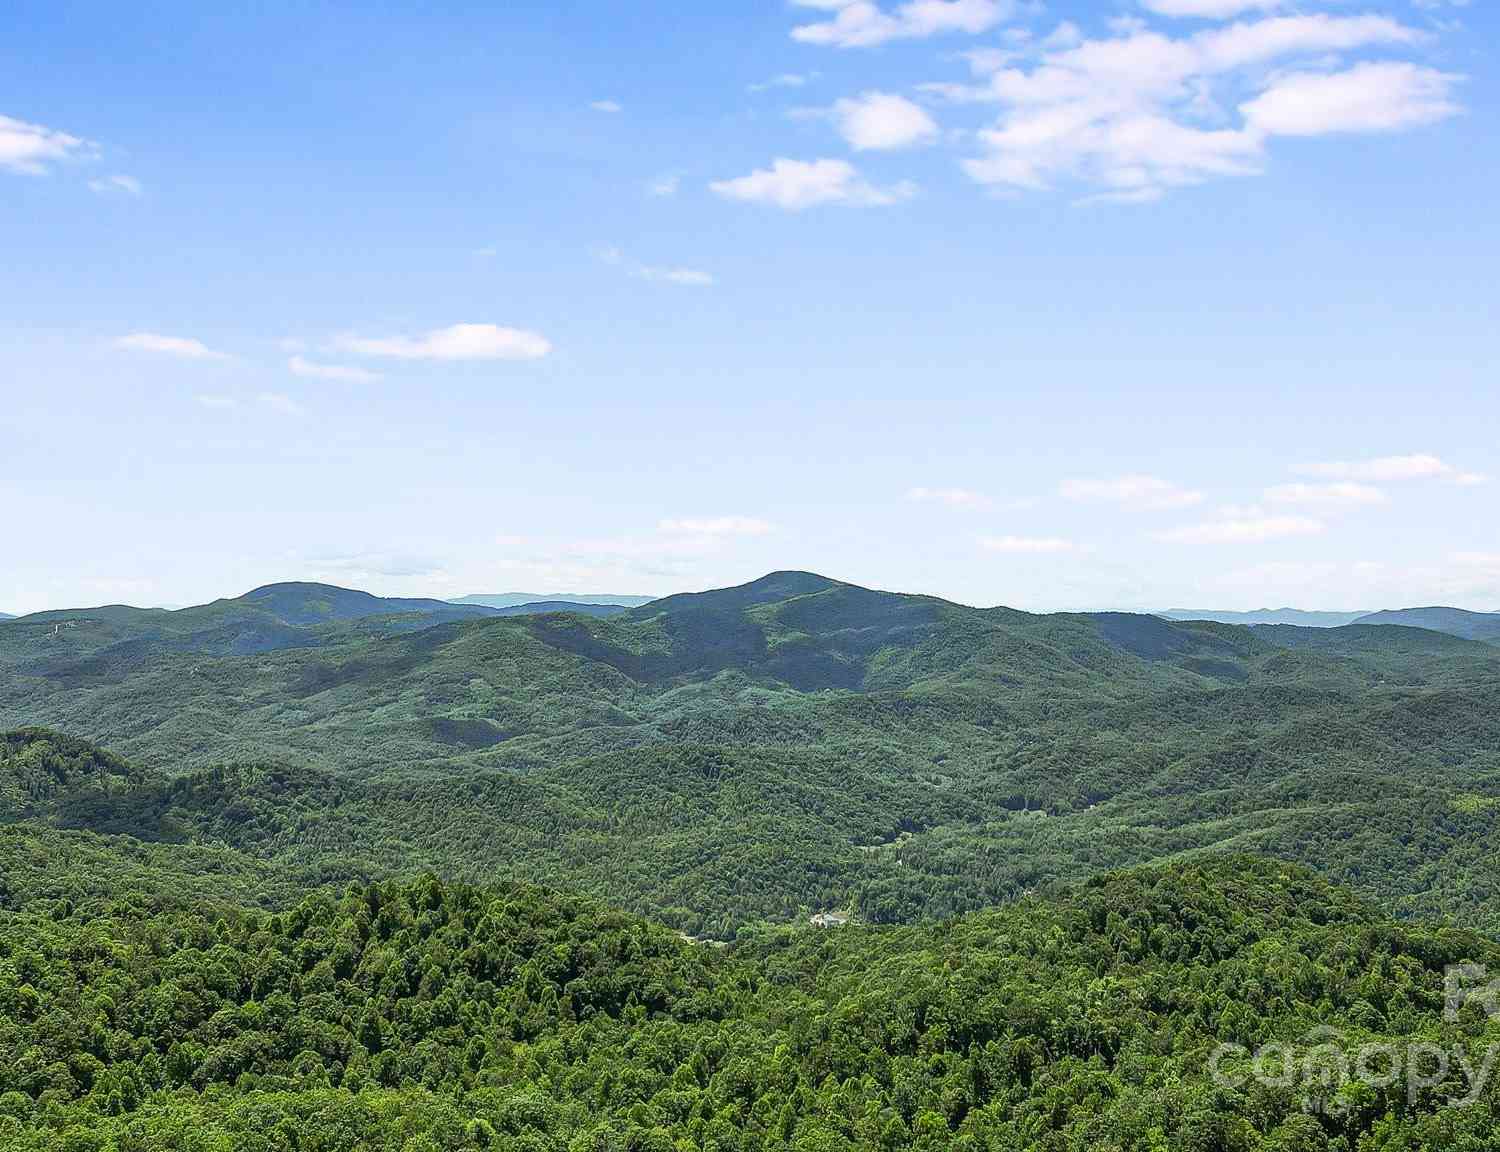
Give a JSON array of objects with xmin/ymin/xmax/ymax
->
[
  {"xmin": 195, "ymin": 393, "xmax": 308, "ymax": 417},
  {"xmin": 88, "ymin": 173, "xmax": 143, "ymax": 197},
  {"xmin": 1142, "ymin": 0, "xmax": 1284, "ymax": 17},
  {"xmin": 336, "ymin": 323, "xmax": 551, "ymax": 362},
  {"xmin": 749, "ymin": 73, "xmax": 816, "ymax": 93},
  {"xmin": 1263, "ymin": 481, "xmax": 1387, "ymax": 508},
  {"xmin": 658, "ymin": 516, "xmax": 775, "ymax": 537},
  {"xmin": 116, "ymin": 333, "xmax": 229, "ymax": 361},
  {"xmin": 1299, "ymin": 453, "xmax": 1486, "ymax": 486},
  {"xmin": 980, "ymin": 534, "xmax": 1075, "ymax": 554},
  {"xmin": 710, "ymin": 158, "xmax": 916, "ymax": 210},
  {"xmin": 308, "ymin": 551, "xmax": 448, "ymax": 580},
  {"xmin": 635, "ymin": 265, "xmax": 716, "ymax": 286},
  {"xmin": 0, "ymin": 114, "xmax": 94, "ymax": 174},
  {"xmin": 289, "ymin": 355, "xmax": 381, "ymax": 383},
  {"xmin": 1155, "ymin": 510, "xmax": 1324, "ymax": 544},
  {"xmin": 791, "ymin": 0, "xmax": 1011, "ymax": 49},
  {"xmin": 590, "ymin": 100, "xmax": 623, "ymax": 113},
  {"xmin": 907, "ymin": 486, "xmax": 989, "ymax": 508},
  {"xmin": 258, "ymin": 393, "xmax": 306, "ymax": 417},
  {"xmin": 1061, "ymin": 474, "xmax": 1204, "ymax": 511},
  {"xmin": 599, "ymin": 246, "xmax": 715, "ymax": 287},
  {"xmin": 646, "ymin": 173, "xmax": 680, "ymax": 198}
]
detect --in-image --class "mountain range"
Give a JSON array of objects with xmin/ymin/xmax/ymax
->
[
  {"xmin": 1164, "ymin": 604, "xmax": 1500, "ymax": 636},
  {"xmin": 1158, "ymin": 607, "xmax": 1370, "ymax": 627},
  {"xmin": 4, "ymin": 569, "xmax": 1500, "ymax": 940},
  {"xmin": 0, "ymin": 581, "xmax": 646, "ymax": 650},
  {"xmin": 451, "ymin": 592, "xmax": 655, "ymax": 609},
  {"xmin": 1356, "ymin": 605, "xmax": 1500, "ymax": 642},
  {"xmin": 7, "ymin": 570, "xmax": 1500, "ymax": 1151}
]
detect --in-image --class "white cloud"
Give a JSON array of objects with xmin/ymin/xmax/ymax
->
[
  {"xmin": 658, "ymin": 516, "xmax": 775, "ymax": 537},
  {"xmin": 1263, "ymin": 481, "xmax": 1387, "ymax": 507},
  {"xmin": 1155, "ymin": 512, "xmax": 1324, "ymax": 544},
  {"xmin": 1299, "ymin": 454, "xmax": 1485, "ymax": 485},
  {"xmin": 116, "ymin": 333, "xmax": 229, "ymax": 361},
  {"xmin": 908, "ymin": 486, "xmax": 989, "ymax": 508},
  {"xmin": 196, "ymin": 394, "xmax": 238, "ymax": 410},
  {"xmin": 590, "ymin": 100, "xmax": 623, "ymax": 113},
  {"xmin": 980, "ymin": 534, "xmax": 1075, "ymax": 553},
  {"xmin": 88, "ymin": 173, "xmax": 142, "ymax": 196},
  {"xmin": 953, "ymin": 14, "xmax": 1450, "ymax": 200},
  {"xmin": 832, "ymin": 91, "xmax": 941, "ymax": 151},
  {"xmin": 1241, "ymin": 62, "xmax": 1461, "ymax": 137},
  {"xmin": 0, "ymin": 114, "xmax": 93, "ymax": 174},
  {"xmin": 289, "ymin": 355, "xmax": 381, "ymax": 383},
  {"xmin": 336, "ymin": 323, "xmax": 551, "ymax": 362},
  {"xmin": 791, "ymin": 0, "xmax": 1011, "ymax": 49},
  {"xmin": 710, "ymin": 158, "xmax": 917, "ymax": 210},
  {"xmin": 1061, "ymin": 474, "xmax": 1205, "ymax": 511}
]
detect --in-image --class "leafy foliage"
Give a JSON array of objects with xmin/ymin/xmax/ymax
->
[{"xmin": 2, "ymin": 859, "xmax": 1499, "ymax": 1150}]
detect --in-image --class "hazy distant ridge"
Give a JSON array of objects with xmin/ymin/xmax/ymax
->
[
  {"xmin": 452, "ymin": 593, "xmax": 655, "ymax": 609},
  {"xmin": 1355, "ymin": 606, "xmax": 1500, "ymax": 642},
  {"xmin": 1159, "ymin": 608, "xmax": 1369, "ymax": 628}
]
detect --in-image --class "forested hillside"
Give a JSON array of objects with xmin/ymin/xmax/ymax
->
[
  {"xmin": 3, "ymin": 854, "xmax": 1499, "ymax": 1151},
  {"xmin": 3, "ymin": 573, "xmax": 1499, "ymax": 937},
  {"xmin": 1356, "ymin": 607, "xmax": 1500, "ymax": 643}
]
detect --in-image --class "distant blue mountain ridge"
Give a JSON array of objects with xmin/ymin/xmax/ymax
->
[
  {"xmin": 450, "ymin": 593, "xmax": 655, "ymax": 609},
  {"xmin": 1160, "ymin": 606, "xmax": 1500, "ymax": 642}
]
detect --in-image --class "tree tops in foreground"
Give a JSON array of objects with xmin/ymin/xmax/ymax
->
[{"xmin": 2, "ymin": 856, "xmax": 1499, "ymax": 1151}]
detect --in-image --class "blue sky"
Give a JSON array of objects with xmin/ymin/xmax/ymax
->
[{"xmin": 3, "ymin": 0, "xmax": 1495, "ymax": 614}]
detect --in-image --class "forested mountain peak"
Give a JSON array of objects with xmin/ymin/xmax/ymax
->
[
  {"xmin": 627, "ymin": 569, "xmax": 848, "ymax": 616},
  {"xmin": 231, "ymin": 581, "xmax": 497, "ymax": 626}
]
